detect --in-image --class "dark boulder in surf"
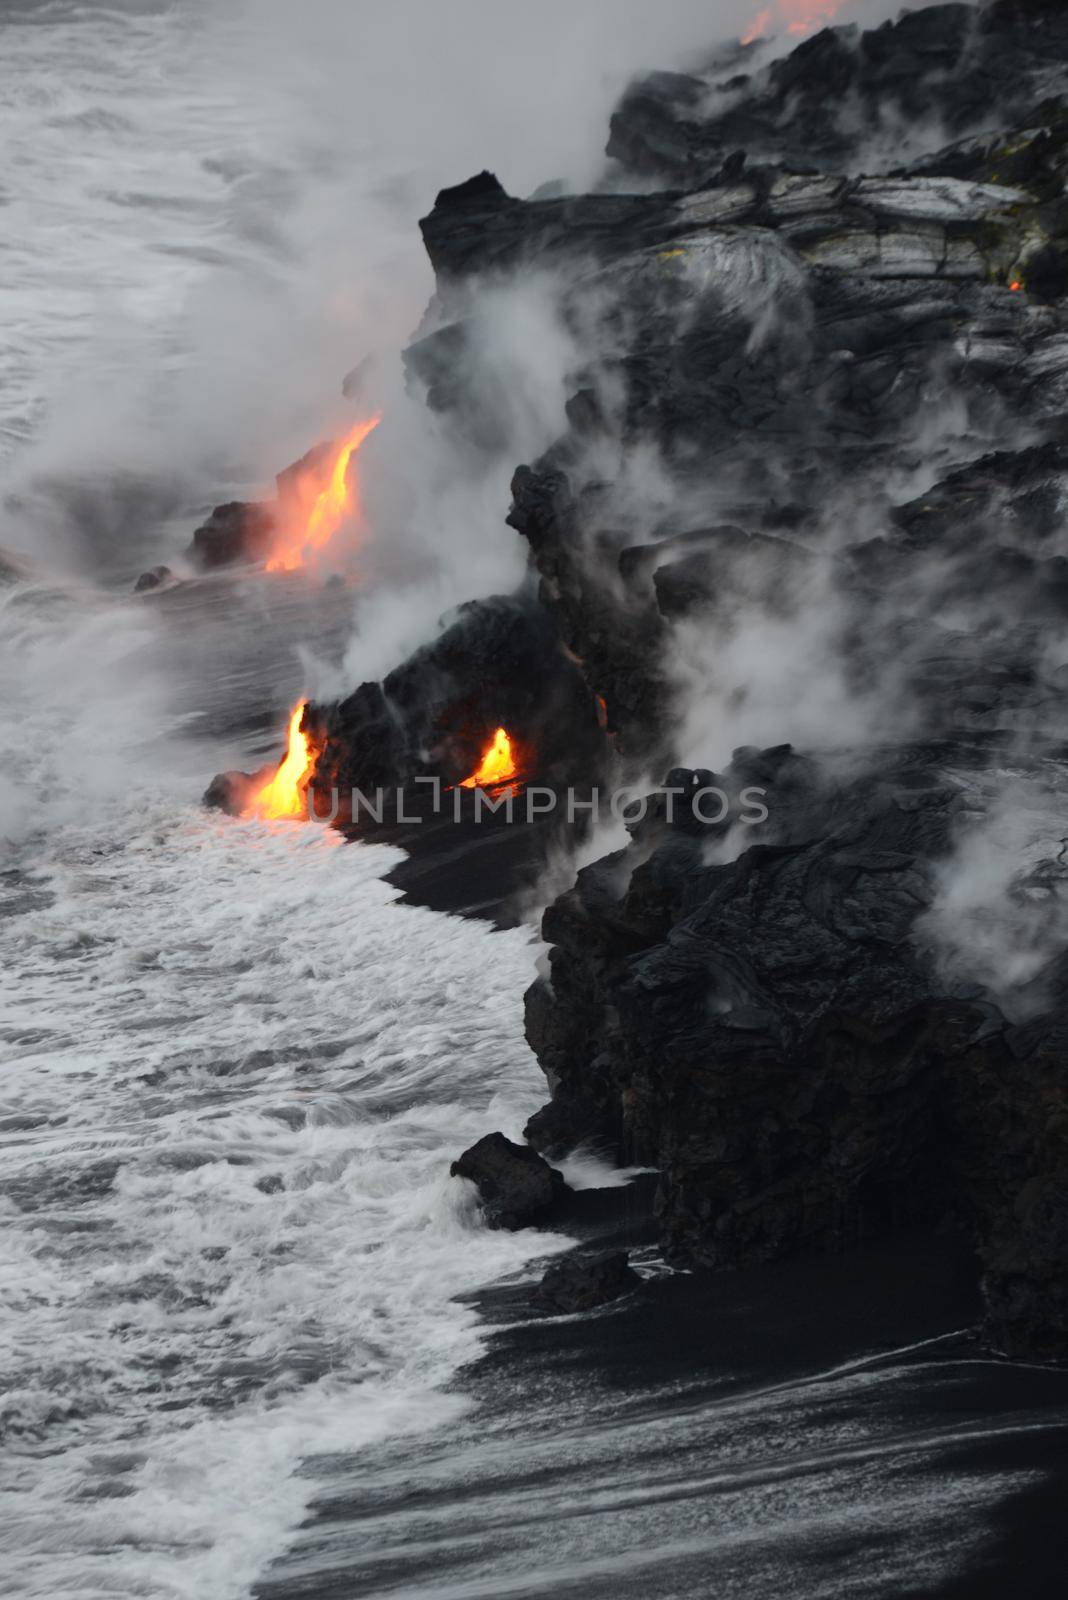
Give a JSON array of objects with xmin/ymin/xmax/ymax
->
[
  {"xmin": 133, "ymin": 564, "xmax": 176, "ymax": 593},
  {"xmin": 187, "ymin": 500, "xmax": 277, "ymax": 571},
  {"xmin": 535, "ymin": 1249, "xmax": 640, "ymax": 1313},
  {"xmin": 451, "ymin": 1132, "xmax": 569, "ymax": 1230}
]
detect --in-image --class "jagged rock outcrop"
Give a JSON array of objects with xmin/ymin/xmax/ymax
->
[{"xmin": 202, "ymin": 766, "xmax": 265, "ymax": 816}]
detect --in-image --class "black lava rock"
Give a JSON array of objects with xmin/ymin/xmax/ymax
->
[
  {"xmin": 306, "ymin": 593, "xmax": 606, "ymax": 803},
  {"xmin": 535, "ymin": 1250, "xmax": 640, "ymax": 1313},
  {"xmin": 201, "ymin": 768, "xmax": 264, "ymax": 816},
  {"xmin": 198, "ymin": 0, "xmax": 1068, "ymax": 1362},
  {"xmin": 187, "ymin": 501, "xmax": 276, "ymax": 570},
  {"xmin": 133, "ymin": 564, "xmax": 175, "ymax": 593},
  {"xmin": 450, "ymin": 1133, "xmax": 569, "ymax": 1230}
]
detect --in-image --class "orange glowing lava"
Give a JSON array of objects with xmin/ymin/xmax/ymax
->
[
  {"xmin": 245, "ymin": 701, "xmax": 318, "ymax": 819},
  {"xmin": 460, "ymin": 727, "xmax": 520, "ymax": 790},
  {"xmin": 267, "ymin": 414, "xmax": 381, "ymax": 573},
  {"xmin": 742, "ymin": 0, "xmax": 846, "ymax": 44},
  {"xmin": 742, "ymin": 5, "xmax": 773, "ymax": 43}
]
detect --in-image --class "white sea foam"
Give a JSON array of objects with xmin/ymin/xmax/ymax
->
[{"xmin": 0, "ymin": 785, "xmax": 564, "ymax": 1597}]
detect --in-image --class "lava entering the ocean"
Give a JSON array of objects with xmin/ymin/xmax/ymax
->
[
  {"xmin": 244, "ymin": 701, "xmax": 320, "ymax": 819},
  {"xmin": 460, "ymin": 727, "xmax": 521, "ymax": 791},
  {"xmin": 267, "ymin": 414, "xmax": 381, "ymax": 573},
  {"xmin": 742, "ymin": 0, "xmax": 846, "ymax": 44}
]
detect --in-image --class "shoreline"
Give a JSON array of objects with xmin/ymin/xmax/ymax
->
[{"xmin": 255, "ymin": 1183, "xmax": 1068, "ymax": 1599}]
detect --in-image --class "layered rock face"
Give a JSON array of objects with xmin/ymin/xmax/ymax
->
[{"xmin": 415, "ymin": 0, "xmax": 1068, "ymax": 1355}]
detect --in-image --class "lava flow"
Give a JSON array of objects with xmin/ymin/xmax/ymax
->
[
  {"xmin": 244, "ymin": 701, "xmax": 319, "ymax": 819},
  {"xmin": 267, "ymin": 414, "xmax": 381, "ymax": 573},
  {"xmin": 460, "ymin": 727, "xmax": 520, "ymax": 791},
  {"xmin": 742, "ymin": 0, "xmax": 846, "ymax": 44}
]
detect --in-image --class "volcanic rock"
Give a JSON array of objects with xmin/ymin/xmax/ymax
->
[
  {"xmin": 409, "ymin": 8, "xmax": 1068, "ymax": 792},
  {"xmin": 450, "ymin": 1132, "xmax": 569, "ymax": 1230},
  {"xmin": 607, "ymin": 2, "xmax": 1068, "ymax": 186},
  {"xmin": 133, "ymin": 564, "xmax": 175, "ymax": 593},
  {"xmin": 203, "ymin": 0, "xmax": 1068, "ymax": 1359},
  {"xmin": 202, "ymin": 589, "xmax": 606, "ymax": 833},
  {"xmin": 405, "ymin": 1, "xmax": 1068, "ymax": 1359},
  {"xmin": 202, "ymin": 767, "xmax": 266, "ymax": 816},
  {"xmin": 535, "ymin": 1250, "xmax": 640, "ymax": 1314},
  {"xmin": 306, "ymin": 593, "xmax": 605, "ymax": 804},
  {"xmin": 187, "ymin": 500, "xmax": 276, "ymax": 570},
  {"xmin": 181, "ymin": 426, "xmax": 378, "ymax": 572},
  {"xmin": 522, "ymin": 740, "xmax": 1068, "ymax": 1358}
]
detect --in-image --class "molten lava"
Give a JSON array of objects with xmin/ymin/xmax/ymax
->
[
  {"xmin": 245, "ymin": 701, "xmax": 318, "ymax": 820},
  {"xmin": 460, "ymin": 727, "xmax": 520, "ymax": 791},
  {"xmin": 267, "ymin": 414, "xmax": 381, "ymax": 573},
  {"xmin": 742, "ymin": 0, "xmax": 846, "ymax": 44},
  {"xmin": 741, "ymin": 5, "xmax": 772, "ymax": 42}
]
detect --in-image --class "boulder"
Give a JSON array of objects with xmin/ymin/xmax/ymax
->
[
  {"xmin": 133, "ymin": 564, "xmax": 175, "ymax": 593},
  {"xmin": 535, "ymin": 1250, "xmax": 640, "ymax": 1314},
  {"xmin": 450, "ymin": 1132, "xmax": 569, "ymax": 1230},
  {"xmin": 187, "ymin": 501, "xmax": 276, "ymax": 570}
]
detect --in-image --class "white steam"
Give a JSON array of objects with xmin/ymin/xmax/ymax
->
[
  {"xmin": 919, "ymin": 773, "xmax": 1068, "ymax": 1017},
  {"xmin": 0, "ymin": 0, "xmax": 987, "ymax": 831}
]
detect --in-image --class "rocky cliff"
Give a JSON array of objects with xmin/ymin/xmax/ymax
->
[
  {"xmin": 417, "ymin": 0, "xmax": 1068, "ymax": 1358},
  {"xmin": 195, "ymin": 0, "xmax": 1068, "ymax": 1357}
]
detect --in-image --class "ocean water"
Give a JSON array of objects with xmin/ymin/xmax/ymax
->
[
  {"xmin": 0, "ymin": 0, "xmax": 283, "ymax": 473},
  {"xmin": 0, "ymin": 6, "xmax": 565, "ymax": 1593},
  {"xmin": 3, "ymin": 5, "xmax": 1068, "ymax": 1599},
  {"xmin": 0, "ymin": 773, "xmax": 565, "ymax": 1597}
]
